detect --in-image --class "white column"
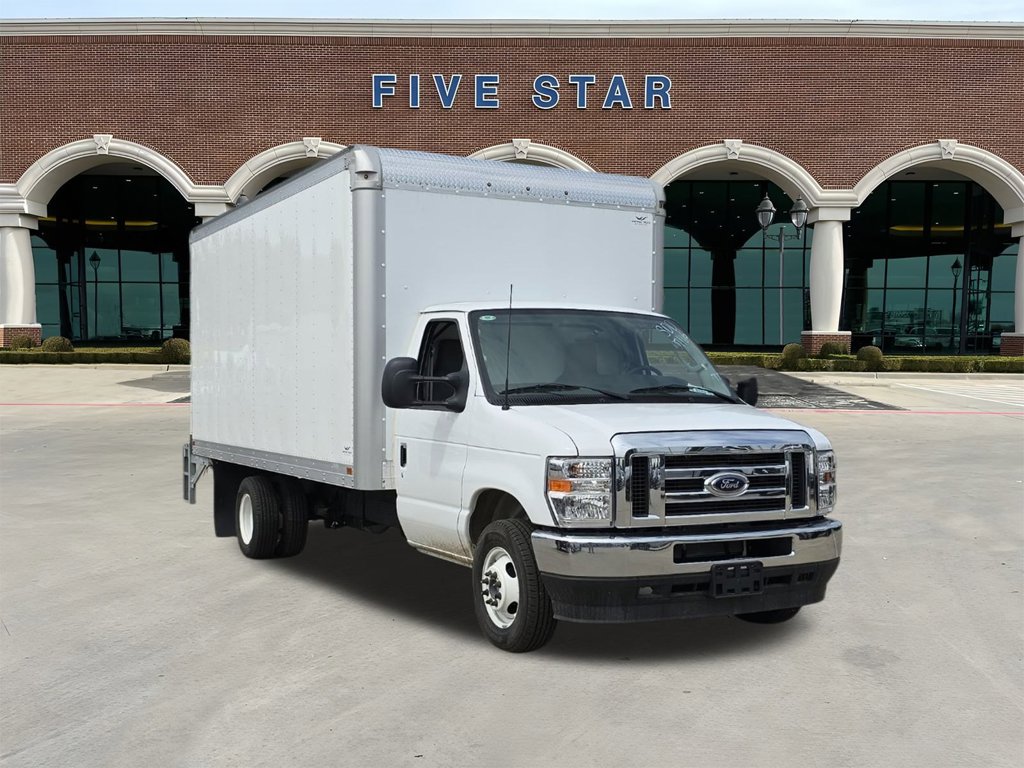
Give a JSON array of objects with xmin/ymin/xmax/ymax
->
[
  {"xmin": 0, "ymin": 223, "xmax": 37, "ymax": 325},
  {"xmin": 808, "ymin": 218, "xmax": 845, "ymax": 331},
  {"xmin": 1015, "ymin": 234, "xmax": 1024, "ymax": 332}
]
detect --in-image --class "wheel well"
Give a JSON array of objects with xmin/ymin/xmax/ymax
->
[{"xmin": 468, "ymin": 490, "xmax": 527, "ymax": 547}]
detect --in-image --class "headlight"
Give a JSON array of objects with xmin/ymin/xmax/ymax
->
[
  {"xmin": 816, "ymin": 450, "xmax": 837, "ymax": 514},
  {"xmin": 546, "ymin": 457, "xmax": 613, "ymax": 526}
]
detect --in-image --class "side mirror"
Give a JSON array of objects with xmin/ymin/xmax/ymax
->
[
  {"xmin": 381, "ymin": 357, "xmax": 469, "ymax": 413},
  {"xmin": 382, "ymin": 357, "xmax": 418, "ymax": 408},
  {"xmin": 736, "ymin": 377, "xmax": 759, "ymax": 407}
]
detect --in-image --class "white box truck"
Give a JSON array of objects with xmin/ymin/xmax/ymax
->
[{"xmin": 183, "ymin": 146, "xmax": 841, "ymax": 652}]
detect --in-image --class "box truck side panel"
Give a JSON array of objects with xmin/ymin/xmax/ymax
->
[
  {"xmin": 190, "ymin": 171, "xmax": 356, "ymax": 482},
  {"xmin": 381, "ymin": 188, "xmax": 661, "ymax": 363}
]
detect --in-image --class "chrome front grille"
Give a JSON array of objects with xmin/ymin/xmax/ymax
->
[{"xmin": 613, "ymin": 431, "xmax": 816, "ymax": 528}]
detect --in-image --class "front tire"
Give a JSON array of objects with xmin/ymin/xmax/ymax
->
[
  {"xmin": 736, "ymin": 606, "xmax": 801, "ymax": 624},
  {"xmin": 472, "ymin": 519, "xmax": 556, "ymax": 653}
]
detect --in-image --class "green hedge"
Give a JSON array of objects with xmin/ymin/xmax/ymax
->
[
  {"xmin": 0, "ymin": 350, "xmax": 168, "ymax": 365},
  {"xmin": 705, "ymin": 352, "xmax": 782, "ymax": 369}
]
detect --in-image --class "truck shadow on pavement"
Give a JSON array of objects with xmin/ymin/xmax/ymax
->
[{"xmin": 271, "ymin": 525, "xmax": 804, "ymax": 660}]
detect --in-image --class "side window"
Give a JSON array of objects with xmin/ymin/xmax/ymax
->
[{"xmin": 416, "ymin": 320, "xmax": 465, "ymax": 404}]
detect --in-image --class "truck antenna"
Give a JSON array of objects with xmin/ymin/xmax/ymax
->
[{"xmin": 502, "ymin": 284, "xmax": 513, "ymax": 411}]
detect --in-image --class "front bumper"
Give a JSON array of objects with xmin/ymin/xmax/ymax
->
[{"xmin": 531, "ymin": 518, "xmax": 841, "ymax": 623}]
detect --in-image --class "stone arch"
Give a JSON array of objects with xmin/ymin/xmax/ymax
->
[
  {"xmin": 853, "ymin": 141, "xmax": 1024, "ymax": 229},
  {"xmin": 650, "ymin": 140, "xmax": 843, "ymax": 207},
  {"xmin": 14, "ymin": 136, "xmax": 229, "ymax": 213},
  {"xmin": 223, "ymin": 138, "xmax": 346, "ymax": 203},
  {"xmin": 469, "ymin": 140, "xmax": 596, "ymax": 171}
]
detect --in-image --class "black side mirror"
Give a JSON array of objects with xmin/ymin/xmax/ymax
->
[
  {"xmin": 381, "ymin": 357, "xmax": 469, "ymax": 413},
  {"xmin": 382, "ymin": 357, "xmax": 418, "ymax": 408},
  {"xmin": 736, "ymin": 377, "xmax": 759, "ymax": 407}
]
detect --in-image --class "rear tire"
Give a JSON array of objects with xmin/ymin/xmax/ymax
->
[
  {"xmin": 273, "ymin": 478, "xmax": 309, "ymax": 557},
  {"xmin": 235, "ymin": 476, "xmax": 280, "ymax": 559},
  {"xmin": 472, "ymin": 519, "xmax": 556, "ymax": 653},
  {"xmin": 736, "ymin": 606, "xmax": 801, "ymax": 624}
]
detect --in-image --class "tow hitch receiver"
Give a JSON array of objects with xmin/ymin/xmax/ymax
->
[{"xmin": 711, "ymin": 561, "xmax": 764, "ymax": 597}]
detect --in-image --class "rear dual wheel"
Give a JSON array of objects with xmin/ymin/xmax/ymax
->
[{"xmin": 236, "ymin": 475, "xmax": 308, "ymax": 559}]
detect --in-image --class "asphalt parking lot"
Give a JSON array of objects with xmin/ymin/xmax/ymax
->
[{"xmin": 1, "ymin": 366, "xmax": 1022, "ymax": 768}]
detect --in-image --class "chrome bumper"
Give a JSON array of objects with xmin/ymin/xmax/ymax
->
[{"xmin": 532, "ymin": 518, "xmax": 842, "ymax": 579}]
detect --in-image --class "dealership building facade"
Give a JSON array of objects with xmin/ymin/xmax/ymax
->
[{"xmin": 1, "ymin": 18, "xmax": 1022, "ymax": 354}]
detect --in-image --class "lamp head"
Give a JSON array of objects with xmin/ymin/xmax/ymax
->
[
  {"xmin": 951, "ymin": 258, "xmax": 962, "ymax": 279},
  {"xmin": 755, "ymin": 195, "xmax": 776, "ymax": 229},
  {"xmin": 789, "ymin": 197, "xmax": 809, "ymax": 230}
]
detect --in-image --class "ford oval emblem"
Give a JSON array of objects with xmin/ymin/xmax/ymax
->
[{"xmin": 704, "ymin": 472, "xmax": 750, "ymax": 497}]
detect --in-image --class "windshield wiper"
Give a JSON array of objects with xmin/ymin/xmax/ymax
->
[
  {"xmin": 627, "ymin": 383, "xmax": 738, "ymax": 404},
  {"xmin": 499, "ymin": 382, "xmax": 629, "ymax": 400}
]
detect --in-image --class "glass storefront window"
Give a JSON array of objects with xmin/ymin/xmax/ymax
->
[
  {"xmin": 844, "ymin": 179, "xmax": 1015, "ymax": 354},
  {"xmin": 33, "ymin": 173, "xmax": 197, "ymax": 343},
  {"xmin": 663, "ymin": 179, "xmax": 810, "ymax": 348}
]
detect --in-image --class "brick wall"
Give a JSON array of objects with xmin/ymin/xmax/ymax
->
[
  {"xmin": 0, "ymin": 326, "xmax": 42, "ymax": 348},
  {"xmin": 2, "ymin": 34, "xmax": 1022, "ymax": 185}
]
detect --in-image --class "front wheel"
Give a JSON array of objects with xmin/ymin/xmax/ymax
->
[
  {"xmin": 735, "ymin": 606, "xmax": 801, "ymax": 624},
  {"xmin": 472, "ymin": 519, "xmax": 556, "ymax": 653}
]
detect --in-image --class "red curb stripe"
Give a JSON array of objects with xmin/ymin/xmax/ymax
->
[
  {"xmin": 0, "ymin": 402, "xmax": 189, "ymax": 407},
  {"xmin": 766, "ymin": 408, "xmax": 1023, "ymax": 415}
]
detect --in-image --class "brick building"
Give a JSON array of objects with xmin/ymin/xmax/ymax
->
[{"xmin": 1, "ymin": 18, "xmax": 1022, "ymax": 353}]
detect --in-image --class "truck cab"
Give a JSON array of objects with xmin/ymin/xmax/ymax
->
[{"xmin": 382, "ymin": 304, "xmax": 841, "ymax": 651}]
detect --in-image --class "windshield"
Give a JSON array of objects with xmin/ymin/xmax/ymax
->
[{"xmin": 469, "ymin": 309, "xmax": 734, "ymax": 405}]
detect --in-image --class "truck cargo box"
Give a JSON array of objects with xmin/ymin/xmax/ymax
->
[{"xmin": 189, "ymin": 146, "xmax": 664, "ymax": 491}]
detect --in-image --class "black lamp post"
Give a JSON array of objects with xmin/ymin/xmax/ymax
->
[
  {"xmin": 950, "ymin": 257, "xmax": 962, "ymax": 352},
  {"xmin": 89, "ymin": 251, "xmax": 101, "ymax": 339},
  {"xmin": 757, "ymin": 194, "xmax": 809, "ymax": 344}
]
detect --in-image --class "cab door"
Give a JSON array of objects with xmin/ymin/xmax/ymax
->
[{"xmin": 393, "ymin": 318, "xmax": 472, "ymax": 560}]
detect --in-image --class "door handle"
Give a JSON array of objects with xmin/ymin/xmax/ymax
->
[{"xmin": 400, "ymin": 443, "xmax": 407, "ymax": 467}]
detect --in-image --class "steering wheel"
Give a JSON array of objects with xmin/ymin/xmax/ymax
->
[{"xmin": 626, "ymin": 365, "xmax": 663, "ymax": 376}]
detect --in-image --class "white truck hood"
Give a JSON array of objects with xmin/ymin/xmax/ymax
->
[{"xmin": 514, "ymin": 402, "xmax": 831, "ymax": 455}]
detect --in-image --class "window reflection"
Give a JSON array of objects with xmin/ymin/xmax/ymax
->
[
  {"xmin": 33, "ymin": 174, "xmax": 197, "ymax": 342},
  {"xmin": 845, "ymin": 180, "xmax": 1016, "ymax": 354}
]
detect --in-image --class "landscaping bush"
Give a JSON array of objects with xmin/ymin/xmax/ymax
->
[
  {"xmin": 978, "ymin": 358, "xmax": 1024, "ymax": 373},
  {"xmin": 40, "ymin": 335, "xmax": 74, "ymax": 352},
  {"xmin": 780, "ymin": 343, "xmax": 805, "ymax": 369},
  {"xmin": 706, "ymin": 352, "xmax": 782, "ymax": 369},
  {"xmin": 817, "ymin": 341, "xmax": 848, "ymax": 358},
  {"xmin": 831, "ymin": 359, "xmax": 868, "ymax": 372},
  {"xmin": 796, "ymin": 358, "xmax": 833, "ymax": 371},
  {"xmin": 161, "ymin": 337, "xmax": 191, "ymax": 364},
  {"xmin": 856, "ymin": 345, "xmax": 884, "ymax": 371},
  {"xmin": 0, "ymin": 350, "xmax": 165, "ymax": 365},
  {"xmin": 9, "ymin": 335, "xmax": 35, "ymax": 349}
]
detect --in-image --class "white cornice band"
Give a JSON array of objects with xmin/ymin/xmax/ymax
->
[{"xmin": 1, "ymin": 18, "xmax": 1022, "ymax": 40}]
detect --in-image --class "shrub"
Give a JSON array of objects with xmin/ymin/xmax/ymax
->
[
  {"xmin": 832, "ymin": 359, "xmax": 868, "ymax": 372},
  {"xmin": 780, "ymin": 343, "xmax": 805, "ymax": 369},
  {"xmin": 978, "ymin": 358, "xmax": 1024, "ymax": 373},
  {"xmin": 8, "ymin": 335, "xmax": 35, "ymax": 350},
  {"xmin": 797, "ymin": 358, "xmax": 833, "ymax": 371},
  {"xmin": 41, "ymin": 335, "xmax": 75, "ymax": 352},
  {"xmin": 817, "ymin": 341, "xmax": 848, "ymax": 358},
  {"xmin": 161, "ymin": 337, "xmax": 191, "ymax": 364},
  {"xmin": 860, "ymin": 346, "xmax": 884, "ymax": 364}
]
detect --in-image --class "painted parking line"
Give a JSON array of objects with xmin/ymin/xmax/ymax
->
[{"xmin": 893, "ymin": 382, "xmax": 1024, "ymax": 408}]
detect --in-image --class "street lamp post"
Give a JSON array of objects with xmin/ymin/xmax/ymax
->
[
  {"xmin": 757, "ymin": 194, "xmax": 809, "ymax": 345},
  {"xmin": 950, "ymin": 257, "xmax": 962, "ymax": 352},
  {"xmin": 89, "ymin": 251, "xmax": 101, "ymax": 339}
]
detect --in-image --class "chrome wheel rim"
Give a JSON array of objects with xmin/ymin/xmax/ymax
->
[
  {"xmin": 480, "ymin": 546, "xmax": 520, "ymax": 629},
  {"xmin": 239, "ymin": 493, "xmax": 254, "ymax": 545}
]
